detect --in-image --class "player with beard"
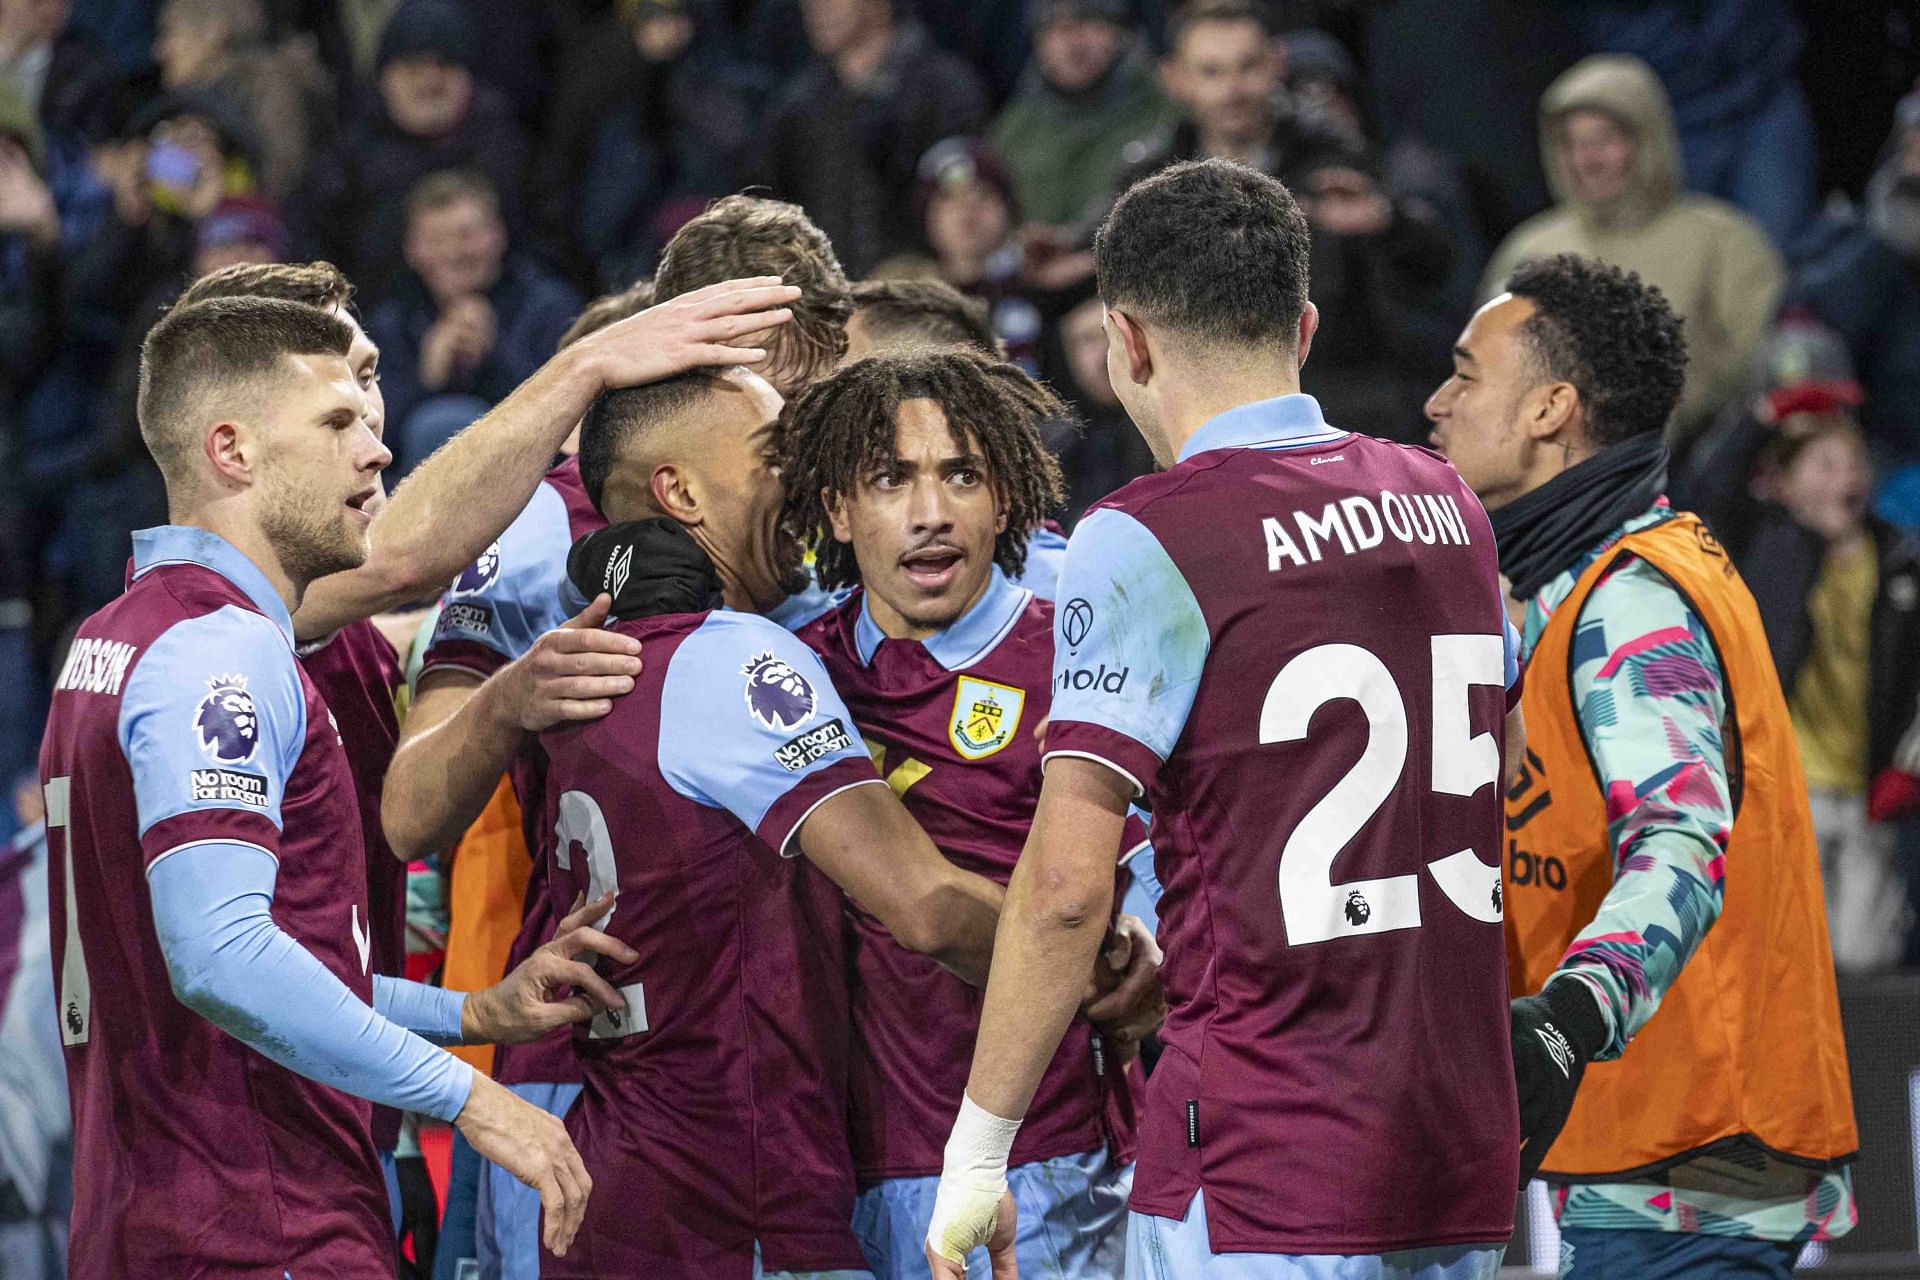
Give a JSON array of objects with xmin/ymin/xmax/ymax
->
[
  {"xmin": 532, "ymin": 361, "xmax": 1161, "ymax": 1278},
  {"xmin": 783, "ymin": 350, "xmax": 1152, "ymax": 1280},
  {"xmin": 165, "ymin": 260, "xmax": 794, "ymax": 1248},
  {"xmin": 384, "ymin": 193, "xmax": 854, "ymax": 1280},
  {"xmin": 36, "ymin": 297, "xmax": 648, "ymax": 1276}
]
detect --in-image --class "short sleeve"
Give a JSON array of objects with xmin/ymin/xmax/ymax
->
[
  {"xmin": 118, "ymin": 606, "xmax": 305, "ymax": 867},
  {"xmin": 1502, "ymin": 611, "xmax": 1524, "ymax": 710},
  {"xmin": 419, "ymin": 483, "xmax": 574, "ymax": 681},
  {"xmin": 1009, "ymin": 523, "xmax": 1069, "ymax": 600},
  {"xmin": 1043, "ymin": 508, "xmax": 1210, "ymax": 796},
  {"xmin": 658, "ymin": 613, "xmax": 883, "ymax": 852}
]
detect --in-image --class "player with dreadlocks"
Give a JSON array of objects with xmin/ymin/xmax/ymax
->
[{"xmin": 784, "ymin": 349, "xmax": 1158, "ymax": 1280}]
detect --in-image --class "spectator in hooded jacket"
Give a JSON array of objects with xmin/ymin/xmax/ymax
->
[
  {"xmin": 295, "ymin": 0, "xmax": 530, "ymax": 303},
  {"xmin": 367, "ymin": 169, "xmax": 581, "ymax": 481},
  {"xmin": 759, "ymin": 0, "xmax": 989, "ymax": 277},
  {"xmin": 1482, "ymin": 54, "xmax": 1784, "ymax": 451},
  {"xmin": 988, "ymin": 0, "xmax": 1172, "ymax": 240},
  {"xmin": 1740, "ymin": 413, "xmax": 1920, "ymax": 973}
]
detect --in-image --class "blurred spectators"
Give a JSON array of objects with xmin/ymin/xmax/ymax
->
[
  {"xmin": 914, "ymin": 138, "xmax": 1049, "ymax": 372},
  {"xmin": 1482, "ymin": 54, "xmax": 1784, "ymax": 449},
  {"xmin": 295, "ymin": 0, "xmax": 529, "ymax": 303},
  {"xmin": 152, "ymin": 0, "xmax": 334, "ymax": 201},
  {"xmin": 1739, "ymin": 414, "xmax": 1920, "ymax": 973},
  {"xmin": 1043, "ymin": 291, "xmax": 1156, "ymax": 524},
  {"xmin": 1117, "ymin": 4, "xmax": 1454, "ymax": 441},
  {"xmin": 759, "ymin": 0, "xmax": 989, "ymax": 276},
  {"xmin": 1366, "ymin": 0, "xmax": 1584, "ymax": 241},
  {"xmin": 367, "ymin": 168, "xmax": 581, "ymax": 480},
  {"xmin": 541, "ymin": 0, "xmax": 758, "ymax": 292},
  {"xmin": 1788, "ymin": 91, "xmax": 1920, "ymax": 468},
  {"xmin": 989, "ymin": 0, "xmax": 1172, "ymax": 240},
  {"xmin": 0, "ymin": 0, "xmax": 124, "ymax": 145},
  {"xmin": 1577, "ymin": 0, "xmax": 1817, "ymax": 252}
]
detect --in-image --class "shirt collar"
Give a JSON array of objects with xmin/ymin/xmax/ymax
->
[
  {"xmin": 1176, "ymin": 393, "xmax": 1347, "ymax": 464},
  {"xmin": 131, "ymin": 526, "xmax": 295, "ymax": 643},
  {"xmin": 855, "ymin": 566, "xmax": 1031, "ymax": 671}
]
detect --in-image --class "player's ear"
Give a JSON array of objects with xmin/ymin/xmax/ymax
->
[
  {"xmin": 1295, "ymin": 301, "xmax": 1319, "ymax": 371},
  {"xmin": 649, "ymin": 461, "xmax": 702, "ymax": 527},
  {"xmin": 1110, "ymin": 308, "xmax": 1152, "ymax": 388},
  {"xmin": 1526, "ymin": 380, "xmax": 1581, "ymax": 444},
  {"xmin": 824, "ymin": 487, "xmax": 854, "ymax": 545},
  {"xmin": 203, "ymin": 419, "xmax": 254, "ymax": 489}
]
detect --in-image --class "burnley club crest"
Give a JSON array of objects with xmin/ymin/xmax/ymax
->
[{"xmin": 949, "ymin": 677, "xmax": 1025, "ymax": 761}]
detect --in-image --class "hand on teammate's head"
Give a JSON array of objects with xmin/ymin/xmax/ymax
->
[{"xmin": 575, "ymin": 276, "xmax": 803, "ymax": 391}]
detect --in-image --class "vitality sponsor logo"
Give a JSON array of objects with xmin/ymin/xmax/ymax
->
[
  {"xmin": 194, "ymin": 675, "xmax": 260, "ymax": 763},
  {"xmin": 1055, "ymin": 662, "xmax": 1130, "ymax": 695},
  {"xmin": 742, "ymin": 651, "xmax": 817, "ymax": 731},
  {"xmin": 441, "ymin": 602, "xmax": 494, "ymax": 636},
  {"xmin": 1061, "ymin": 597, "xmax": 1094, "ymax": 649},
  {"xmin": 189, "ymin": 768, "xmax": 268, "ymax": 808},
  {"xmin": 774, "ymin": 717, "xmax": 854, "ymax": 772}
]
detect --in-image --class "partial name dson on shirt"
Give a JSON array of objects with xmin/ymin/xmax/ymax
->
[{"xmin": 1262, "ymin": 488, "xmax": 1475, "ymax": 573}]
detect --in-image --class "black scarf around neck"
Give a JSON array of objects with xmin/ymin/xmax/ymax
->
[
  {"xmin": 1490, "ymin": 431, "xmax": 1669, "ymax": 601},
  {"xmin": 567, "ymin": 519, "xmax": 724, "ymax": 621}
]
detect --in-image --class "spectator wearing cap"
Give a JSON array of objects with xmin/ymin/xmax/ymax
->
[
  {"xmin": 152, "ymin": 0, "xmax": 334, "ymax": 200},
  {"xmin": 759, "ymin": 0, "xmax": 989, "ymax": 276},
  {"xmin": 1789, "ymin": 91, "xmax": 1920, "ymax": 468},
  {"xmin": 915, "ymin": 137, "xmax": 1051, "ymax": 373},
  {"xmin": 1043, "ymin": 290, "xmax": 1156, "ymax": 523},
  {"xmin": 0, "ymin": 0, "xmax": 125, "ymax": 145},
  {"xmin": 1482, "ymin": 54, "xmax": 1785, "ymax": 450},
  {"xmin": 368, "ymin": 168, "xmax": 581, "ymax": 483},
  {"xmin": 295, "ymin": 0, "xmax": 530, "ymax": 303},
  {"xmin": 988, "ymin": 0, "xmax": 1172, "ymax": 238},
  {"xmin": 191, "ymin": 192, "xmax": 286, "ymax": 273},
  {"xmin": 1738, "ymin": 412, "xmax": 1920, "ymax": 974},
  {"xmin": 540, "ymin": 0, "xmax": 760, "ymax": 291}
]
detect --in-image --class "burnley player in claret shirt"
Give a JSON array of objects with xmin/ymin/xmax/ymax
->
[
  {"xmin": 783, "ymin": 350, "xmax": 1159, "ymax": 1280},
  {"xmin": 929, "ymin": 161, "xmax": 1526, "ymax": 1279}
]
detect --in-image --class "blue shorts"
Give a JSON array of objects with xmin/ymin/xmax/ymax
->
[
  {"xmin": 1558, "ymin": 1227, "xmax": 1803, "ymax": 1279},
  {"xmin": 379, "ymin": 1148, "xmax": 401, "ymax": 1238},
  {"xmin": 754, "ymin": 1239, "xmax": 875, "ymax": 1280},
  {"xmin": 854, "ymin": 1148, "xmax": 1132, "ymax": 1279},
  {"xmin": 475, "ymin": 1081, "xmax": 583, "ymax": 1280},
  {"xmin": 1126, "ymin": 1191, "xmax": 1505, "ymax": 1280}
]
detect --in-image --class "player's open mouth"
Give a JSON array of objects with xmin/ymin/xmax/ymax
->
[
  {"xmin": 900, "ymin": 547, "xmax": 963, "ymax": 591},
  {"xmin": 345, "ymin": 489, "xmax": 377, "ymax": 522}
]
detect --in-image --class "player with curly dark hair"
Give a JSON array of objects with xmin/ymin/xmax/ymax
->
[
  {"xmin": 1428, "ymin": 252, "xmax": 1858, "ymax": 1267},
  {"xmin": 781, "ymin": 349, "xmax": 1065, "ymax": 607}
]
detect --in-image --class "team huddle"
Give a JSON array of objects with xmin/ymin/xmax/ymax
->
[{"xmin": 38, "ymin": 157, "xmax": 1858, "ymax": 1280}]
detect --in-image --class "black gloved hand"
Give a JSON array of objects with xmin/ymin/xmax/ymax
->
[
  {"xmin": 567, "ymin": 518, "xmax": 723, "ymax": 621},
  {"xmin": 1510, "ymin": 976, "xmax": 1608, "ymax": 1187}
]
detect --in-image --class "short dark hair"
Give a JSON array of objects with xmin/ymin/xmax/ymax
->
[
  {"xmin": 175, "ymin": 260, "xmax": 356, "ymax": 314},
  {"xmin": 405, "ymin": 168, "xmax": 499, "ymax": 227},
  {"xmin": 655, "ymin": 195, "xmax": 852, "ymax": 384},
  {"xmin": 851, "ymin": 279, "xmax": 1002, "ymax": 356},
  {"xmin": 577, "ymin": 368, "xmax": 737, "ymax": 514},
  {"xmin": 1504, "ymin": 253, "xmax": 1688, "ymax": 447},
  {"xmin": 138, "ymin": 296, "xmax": 354, "ymax": 478},
  {"xmin": 780, "ymin": 350, "xmax": 1066, "ymax": 590},
  {"xmin": 558, "ymin": 279, "xmax": 655, "ymax": 353},
  {"xmin": 1094, "ymin": 158, "xmax": 1310, "ymax": 351},
  {"xmin": 1168, "ymin": 0, "xmax": 1271, "ymax": 53}
]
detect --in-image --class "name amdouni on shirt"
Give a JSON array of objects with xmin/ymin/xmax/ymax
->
[{"xmin": 1262, "ymin": 488, "xmax": 1474, "ymax": 572}]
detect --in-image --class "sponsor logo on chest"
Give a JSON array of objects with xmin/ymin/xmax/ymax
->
[{"xmin": 949, "ymin": 676, "xmax": 1026, "ymax": 761}]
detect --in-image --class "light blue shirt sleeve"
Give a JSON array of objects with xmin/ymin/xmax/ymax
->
[
  {"xmin": 119, "ymin": 606, "xmax": 304, "ymax": 844},
  {"xmin": 658, "ymin": 612, "xmax": 877, "ymax": 849},
  {"xmin": 1049, "ymin": 507, "xmax": 1210, "ymax": 763},
  {"xmin": 1009, "ymin": 523, "xmax": 1069, "ymax": 600},
  {"xmin": 1503, "ymin": 611, "xmax": 1522, "ymax": 692},
  {"xmin": 149, "ymin": 841, "xmax": 475, "ymax": 1121},
  {"xmin": 374, "ymin": 976, "xmax": 468, "ymax": 1047},
  {"xmin": 424, "ymin": 483, "xmax": 576, "ymax": 670}
]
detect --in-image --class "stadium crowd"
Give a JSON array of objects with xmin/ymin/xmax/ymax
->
[{"xmin": 2, "ymin": 0, "xmax": 1918, "ymax": 1275}]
